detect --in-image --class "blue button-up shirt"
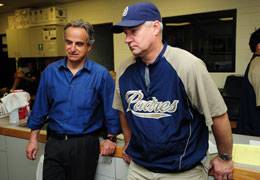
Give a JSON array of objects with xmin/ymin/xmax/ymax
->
[{"xmin": 27, "ymin": 58, "xmax": 120, "ymax": 135}]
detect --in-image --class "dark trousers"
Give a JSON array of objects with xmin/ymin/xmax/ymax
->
[{"xmin": 43, "ymin": 134, "xmax": 99, "ymax": 180}]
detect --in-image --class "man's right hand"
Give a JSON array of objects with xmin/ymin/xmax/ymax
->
[
  {"xmin": 122, "ymin": 143, "xmax": 131, "ymax": 163},
  {"xmin": 26, "ymin": 139, "xmax": 38, "ymax": 160}
]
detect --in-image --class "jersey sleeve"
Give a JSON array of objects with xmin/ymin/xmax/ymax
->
[
  {"xmin": 165, "ymin": 47, "xmax": 227, "ymax": 128},
  {"xmin": 112, "ymin": 77, "xmax": 124, "ymax": 112},
  {"xmin": 113, "ymin": 57, "xmax": 136, "ymax": 112},
  {"xmin": 248, "ymin": 57, "xmax": 260, "ymax": 107},
  {"xmin": 184, "ymin": 59, "xmax": 227, "ymax": 128}
]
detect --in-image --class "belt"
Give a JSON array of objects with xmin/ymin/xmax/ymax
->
[{"xmin": 48, "ymin": 131, "xmax": 99, "ymax": 141}]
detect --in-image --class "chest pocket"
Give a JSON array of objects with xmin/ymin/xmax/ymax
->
[{"xmin": 76, "ymin": 88, "xmax": 99, "ymax": 109}]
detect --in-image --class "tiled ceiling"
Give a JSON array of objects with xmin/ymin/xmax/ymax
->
[{"xmin": 0, "ymin": 0, "xmax": 81, "ymax": 14}]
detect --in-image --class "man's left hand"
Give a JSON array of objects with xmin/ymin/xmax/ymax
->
[
  {"xmin": 100, "ymin": 139, "xmax": 116, "ymax": 156},
  {"xmin": 209, "ymin": 156, "xmax": 233, "ymax": 180}
]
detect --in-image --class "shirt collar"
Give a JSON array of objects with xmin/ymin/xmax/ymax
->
[
  {"xmin": 153, "ymin": 42, "xmax": 167, "ymax": 65},
  {"xmin": 137, "ymin": 43, "xmax": 168, "ymax": 67},
  {"xmin": 58, "ymin": 57, "xmax": 92, "ymax": 72}
]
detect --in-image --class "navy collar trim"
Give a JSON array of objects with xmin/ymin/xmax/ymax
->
[{"xmin": 137, "ymin": 43, "xmax": 168, "ymax": 67}]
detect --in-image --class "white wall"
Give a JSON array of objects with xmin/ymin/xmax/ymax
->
[{"xmin": 1, "ymin": 0, "xmax": 259, "ymax": 88}]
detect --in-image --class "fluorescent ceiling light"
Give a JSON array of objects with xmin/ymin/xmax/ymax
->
[
  {"xmin": 165, "ymin": 22, "xmax": 191, "ymax": 26},
  {"xmin": 0, "ymin": 3, "xmax": 4, "ymax": 7},
  {"xmin": 219, "ymin": 17, "xmax": 233, "ymax": 21}
]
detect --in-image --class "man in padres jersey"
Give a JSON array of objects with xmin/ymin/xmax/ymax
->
[{"xmin": 112, "ymin": 2, "xmax": 233, "ymax": 180}]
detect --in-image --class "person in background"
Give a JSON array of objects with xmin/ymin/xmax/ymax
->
[
  {"xmin": 112, "ymin": 2, "xmax": 233, "ymax": 180},
  {"xmin": 26, "ymin": 19, "xmax": 121, "ymax": 180},
  {"xmin": 109, "ymin": 70, "xmax": 116, "ymax": 81},
  {"xmin": 238, "ymin": 28, "xmax": 260, "ymax": 136},
  {"xmin": 11, "ymin": 60, "xmax": 39, "ymax": 95}
]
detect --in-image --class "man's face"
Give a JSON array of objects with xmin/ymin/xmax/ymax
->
[
  {"xmin": 64, "ymin": 27, "xmax": 91, "ymax": 63},
  {"xmin": 256, "ymin": 43, "xmax": 260, "ymax": 53},
  {"xmin": 123, "ymin": 22, "xmax": 155, "ymax": 57}
]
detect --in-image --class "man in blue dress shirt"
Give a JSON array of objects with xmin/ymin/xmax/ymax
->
[{"xmin": 26, "ymin": 19, "xmax": 121, "ymax": 180}]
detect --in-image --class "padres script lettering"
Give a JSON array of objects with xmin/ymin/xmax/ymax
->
[{"xmin": 125, "ymin": 90, "xmax": 179, "ymax": 119}]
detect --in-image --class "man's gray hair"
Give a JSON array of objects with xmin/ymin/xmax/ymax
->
[
  {"xmin": 64, "ymin": 19, "xmax": 95, "ymax": 45},
  {"xmin": 144, "ymin": 21, "xmax": 163, "ymax": 32}
]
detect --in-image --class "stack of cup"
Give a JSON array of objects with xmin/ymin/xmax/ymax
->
[{"xmin": 9, "ymin": 109, "xmax": 19, "ymax": 125}]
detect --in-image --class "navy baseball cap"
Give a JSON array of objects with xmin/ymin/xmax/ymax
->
[{"xmin": 112, "ymin": 2, "xmax": 161, "ymax": 33}]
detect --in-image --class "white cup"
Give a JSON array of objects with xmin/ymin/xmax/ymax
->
[{"xmin": 9, "ymin": 109, "xmax": 19, "ymax": 124}]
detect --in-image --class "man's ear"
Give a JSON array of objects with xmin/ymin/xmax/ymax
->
[
  {"xmin": 153, "ymin": 20, "xmax": 161, "ymax": 36},
  {"xmin": 87, "ymin": 45, "xmax": 92, "ymax": 52}
]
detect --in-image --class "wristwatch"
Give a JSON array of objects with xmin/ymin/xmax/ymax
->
[
  {"xmin": 105, "ymin": 135, "xmax": 117, "ymax": 143},
  {"xmin": 218, "ymin": 153, "xmax": 232, "ymax": 161}
]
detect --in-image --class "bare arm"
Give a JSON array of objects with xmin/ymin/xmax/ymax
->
[
  {"xmin": 119, "ymin": 111, "xmax": 132, "ymax": 163},
  {"xmin": 119, "ymin": 111, "xmax": 131, "ymax": 144},
  {"xmin": 212, "ymin": 112, "xmax": 233, "ymax": 155},
  {"xmin": 26, "ymin": 129, "xmax": 40, "ymax": 160},
  {"xmin": 11, "ymin": 71, "xmax": 36, "ymax": 91},
  {"xmin": 209, "ymin": 112, "xmax": 233, "ymax": 180}
]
